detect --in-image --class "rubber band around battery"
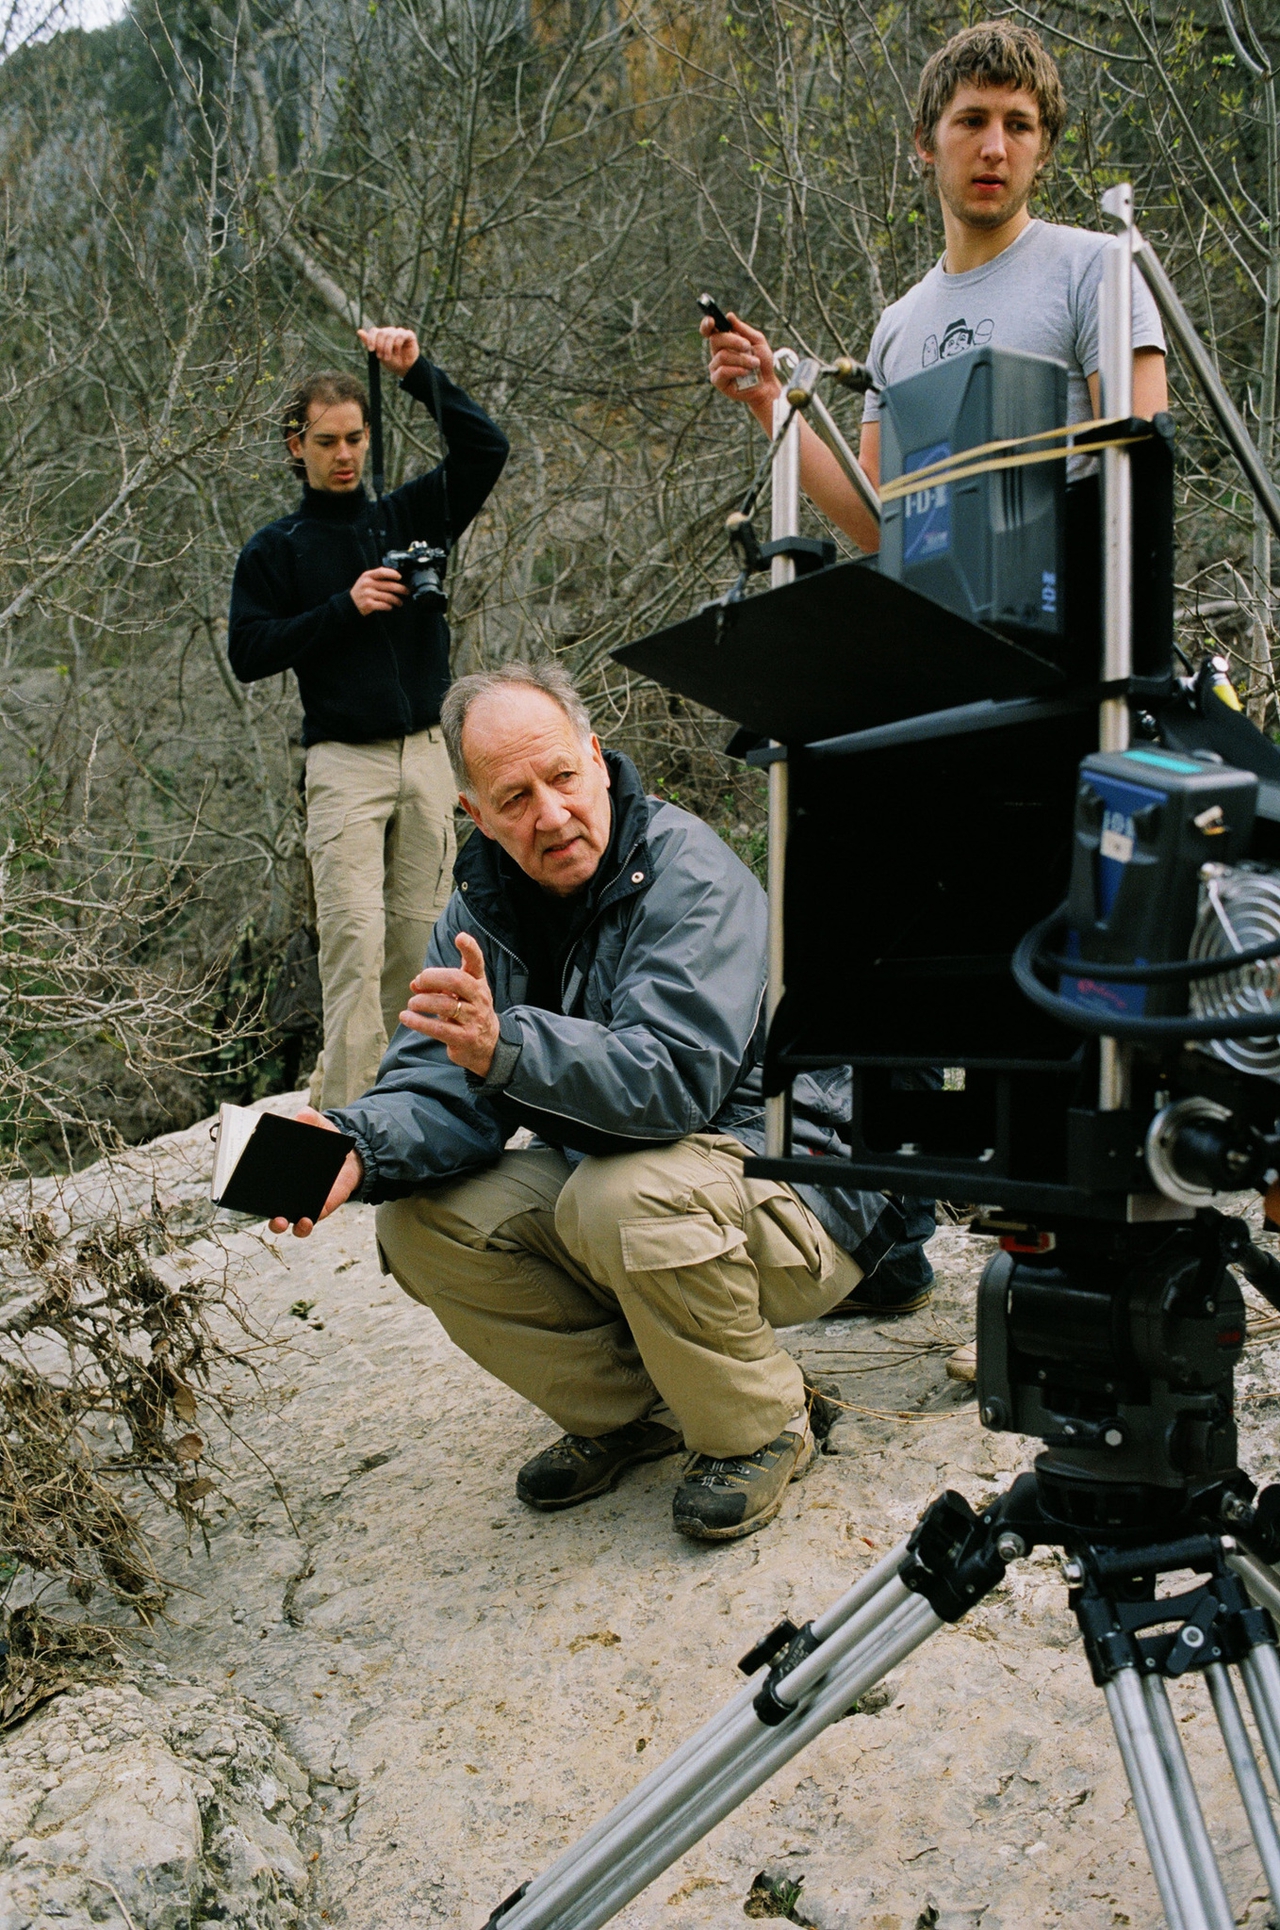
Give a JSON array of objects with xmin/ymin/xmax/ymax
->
[{"xmin": 878, "ymin": 416, "xmax": 1153, "ymax": 504}]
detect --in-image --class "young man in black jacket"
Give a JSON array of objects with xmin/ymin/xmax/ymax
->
[{"xmin": 229, "ymin": 325, "xmax": 509, "ymax": 1108}]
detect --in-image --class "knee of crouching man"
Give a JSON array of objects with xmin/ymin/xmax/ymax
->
[{"xmin": 553, "ymin": 1150, "xmax": 656, "ymax": 1264}]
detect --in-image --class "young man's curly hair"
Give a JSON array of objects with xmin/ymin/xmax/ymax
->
[
  {"xmin": 915, "ymin": 22, "xmax": 1067, "ymax": 174},
  {"xmin": 281, "ymin": 372, "xmax": 369, "ymax": 479}
]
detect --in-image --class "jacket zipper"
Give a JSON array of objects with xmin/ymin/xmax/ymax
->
[{"xmin": 557, "ymin": 831, "xmax": 649, "ymax": 1011}]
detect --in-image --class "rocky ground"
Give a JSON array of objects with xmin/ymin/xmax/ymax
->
[{"xmin": 6, "ymin": 1102, "xmax": 1280, "ymax": 1930}]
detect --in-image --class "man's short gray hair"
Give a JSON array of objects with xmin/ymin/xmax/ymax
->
[{"xmin": 440, "ymin": 659, "xmax": 594, "ymax": 794}]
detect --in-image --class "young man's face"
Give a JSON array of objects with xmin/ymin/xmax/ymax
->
[
  {"xmin": 287, "ymin": 399, "xmax": 369, "ymax": 493},
  {"xmin": 919, "ymin": 83, "xmax": 1048, "ymax": 235}
]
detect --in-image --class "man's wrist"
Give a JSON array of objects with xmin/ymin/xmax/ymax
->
[
  {"xmin": 748, "ymin": 379, "xmax": 783, "ymax": 426},
  {"xmin": 476, "ymin": 1013, "xmax": 522, "ymax": 1092}
]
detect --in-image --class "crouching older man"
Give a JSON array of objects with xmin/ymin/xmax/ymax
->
[{"xmin": 271, "ymin": 662, "xmax": 902, "ymax": 1541}]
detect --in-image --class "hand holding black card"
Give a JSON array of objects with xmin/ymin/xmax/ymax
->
[{"xmin": 210, "ymin": 1105, "xmax": 357, "ymax": 1224}]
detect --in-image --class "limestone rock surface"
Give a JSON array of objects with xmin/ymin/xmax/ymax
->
[{"xmin": 4, "ymin": 1102, "xmax": 1280, "ymax": 1929}]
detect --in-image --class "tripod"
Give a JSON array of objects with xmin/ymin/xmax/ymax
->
[{"xmin": 484, "ymin": 1216, "xmax": 1280, "ymax": 1930}]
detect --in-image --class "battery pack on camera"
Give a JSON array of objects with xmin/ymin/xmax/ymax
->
[
  {"xmin": 878, "ymin": 345, "xmax": 1067, "ymax": 645},
  {"xmin": 1060, "ymin": 748, "xmax": 1257, "ymax": 1019}
]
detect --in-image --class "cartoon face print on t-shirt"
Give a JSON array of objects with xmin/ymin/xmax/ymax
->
[{"xmin": 921, "ymin": 316, "xmax": 995, "ymax": 367}]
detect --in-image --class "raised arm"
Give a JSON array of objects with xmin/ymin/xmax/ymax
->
[
  {"xmin": 360, "ymin": 324, "xmax": 510, "ymax": 541},
  {"xmin": 702, "ymin": 310, "xmax": 881, "ymax": 554}
]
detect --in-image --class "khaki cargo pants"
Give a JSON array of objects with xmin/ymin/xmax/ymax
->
[
  {"xmin": 376, "ymin": 1133, "xmax": 863, "ymax": 1458},
  {"xmin": 306, "ymin": 729, "xmax": 455, "ymax": 1110}
]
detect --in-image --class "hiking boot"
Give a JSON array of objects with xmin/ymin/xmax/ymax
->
[
  {"xmin": 672, "ymin": 1421, "xmax": 814, "ymax": 1542},
  {"xmin": 822, "ymin": 1276, "xmax": 932, "ymax": 1318},
  {"xmin": 516, "ymin": 1419, "xmax": 682, "ymax": 1511}
]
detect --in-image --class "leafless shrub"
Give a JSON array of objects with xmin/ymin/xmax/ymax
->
[{"xmin": 0, "ymin": 1199, "xmax": 276, "ymax": 1642}]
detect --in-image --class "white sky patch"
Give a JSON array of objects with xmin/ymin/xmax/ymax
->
[{"xmin": 73, "ymin": 0, "xmax": 128, "ymax": 24}]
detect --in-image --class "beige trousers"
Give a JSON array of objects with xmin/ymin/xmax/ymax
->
[
  {"xmin": 305, "ymin": 729, "xmax": 456, "ymax": 1110},
  {"xmin": 376, "ymin": 1134, "xmax": 863, "ymax": 1458}
]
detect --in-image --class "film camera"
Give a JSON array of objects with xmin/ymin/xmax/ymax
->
[
  {"xmin": 382, "ymin": 540, "xmax": 448, "ymax": 611},
  {"xmin": 481, "ymin": 206, "xmax": 1280, "ymax": 1930}
]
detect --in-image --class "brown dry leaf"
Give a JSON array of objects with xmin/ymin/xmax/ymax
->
[
  {"xmin": 177, "ymin": 1476, "xmax": 215, "ymax": 1501},
  {"xmin": 171, "ymin": 1384, "xmax": 198, "ymax": 1423},
  {"xmin": 172, "ymin": 1432, "xmax": 204, "ymax": 1463}
]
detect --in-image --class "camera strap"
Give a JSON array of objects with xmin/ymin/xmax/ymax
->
[
  {"xmin": 366, "ymin": 345, "xmax": 453, "ymax": 557},
  {"xmin": 424, "ymin": 356, "xmax": 454, "ymax": 557},
  {"xmin": 367, "ymin": 350, "xmax": 386, "ymax": 503}
]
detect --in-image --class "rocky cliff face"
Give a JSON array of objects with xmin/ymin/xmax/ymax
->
[{"xmin": 4, "ymin": 1103, "xmax": 1280, "ymax": 1930}]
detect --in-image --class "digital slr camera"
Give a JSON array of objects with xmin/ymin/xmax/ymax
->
[{"xmin": 382, "ymin": 541, "xmax": 448, "ymax": 613}]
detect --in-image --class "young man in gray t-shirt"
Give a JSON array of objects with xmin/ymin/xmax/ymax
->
[{"xmin": 703, "ymin": 21, "xmax": 1167, "ymax": 551}]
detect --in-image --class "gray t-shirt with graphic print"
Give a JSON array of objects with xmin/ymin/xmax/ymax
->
[{"xmin": 862, "ymin": 218, "xmax": 1165, "ymax": 430}]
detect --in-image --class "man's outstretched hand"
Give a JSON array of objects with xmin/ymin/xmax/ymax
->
[
  {"xmin": 267, "ymin": 1108, "xmax": 364, "ymax": 1240},
  {"xmin": 403, "ymin": 932, "xmax": 500, "ymax": 1078},
  {"xmin": 357, "ymin": 325, "xmax": 420, "ymax": 378}
]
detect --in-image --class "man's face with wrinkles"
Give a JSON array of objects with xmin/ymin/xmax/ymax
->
[
  {"xmin": 919, "ymin": 83, "xmax": 1048, "ymax": 235},
  {"xmin": 459, "ymin": 689, "xmax": 613, "ymax": 897}
]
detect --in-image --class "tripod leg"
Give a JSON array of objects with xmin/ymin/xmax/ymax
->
[
  {"xmin": 1241, "ymin": 1643, "xmax": 1280, "ymax": 1795},
  {"xmin": 502, "ymin": 1534, "xmax": 911, "ymax": 1898},
  {"xmin": 494, "ymin": 1586, "xmax": 940, "ymax": 1930},
  {"xmin": 1140, "ymin": 1675, "xmax": 1236, "ymax": 1930},
  {"xmin": 1204, "ymin": 1661, "xmax": 1280, "ymax": 1915},
  {"xmin": 1104, "ymin": 1667, "xmax": 1215, "ymax": 1930}
]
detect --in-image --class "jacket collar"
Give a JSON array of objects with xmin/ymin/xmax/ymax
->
[
  {"xmin": 299, "ymin": 484, "xmax": 372, "ymax": 524},
  {"xmin": 454, "ymin": 750, "xmax": 654, "ymax": 962}
]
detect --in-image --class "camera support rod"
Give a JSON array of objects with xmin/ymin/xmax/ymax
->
[
  {"xmin": 765, "ymin": 385, "xmax": 801, "ymax": 1159},
  {"xmin": 1098, "ymin": 185, "xmax": 1137, "ymax": 1111},
  {"xmin": 1099, "ymin": 184, "xmax": 1135, "ymax": 748},
  {"xmin": 1134, "ymin": 238, "xmax": 1280, "ymax": 545},
  {"xmin": 780, "ymin": 351, "xmax": 882, "ymax": 529}
]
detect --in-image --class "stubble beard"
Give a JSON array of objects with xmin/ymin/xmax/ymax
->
[{"xmin": 937, "ymin": 169, "xmax": 1038, "ymax": 237}]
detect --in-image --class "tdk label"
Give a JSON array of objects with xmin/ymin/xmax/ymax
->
[
  {"xmin": 1090, "ymin": 773, "xmax": 1162, "ymax": 916},
  {"xmin": 902, "ymin": 441, "xmax": 951, "ymax": 565}
]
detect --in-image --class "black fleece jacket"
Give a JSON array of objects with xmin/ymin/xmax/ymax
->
[{"xmin": 227, "ymin": 358, "xmax": 508, "ymax": 746}]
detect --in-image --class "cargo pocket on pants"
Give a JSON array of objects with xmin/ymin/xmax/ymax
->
[
  {"xmin": 618, "ymin": 1212, "xmax": 765, "ymax": 1345},
  {"xmin": 749, "ymin": 1188, "xmax": 832, "ymax": 1282}
]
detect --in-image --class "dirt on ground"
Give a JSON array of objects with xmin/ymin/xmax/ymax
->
[{"xmin": 5, "ymin": 1100, "xmax": 1280, "ymax": 1930}]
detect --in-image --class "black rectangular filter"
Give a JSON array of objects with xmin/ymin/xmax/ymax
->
[
  {"xmin": 612, "ymin": 557, "xmax": 1063, "ymax": 745},
  {"xmin": 214, "ymin": 1110, "xmax": 356, "ymax": 1224},
  {"xmin": 879, "ymin": 347, "xmax": 1068, "ymax": 647}
]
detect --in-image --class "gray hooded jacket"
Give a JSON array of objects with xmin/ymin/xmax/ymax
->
[{"xmin": 327, "ymin": 752, "xmax": 898, "ymax": 1274}]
